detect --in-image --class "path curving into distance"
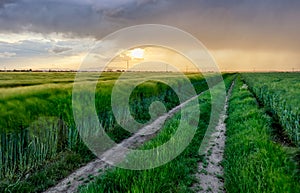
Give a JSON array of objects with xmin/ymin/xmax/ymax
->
[
  {"xmin": 44, "ymin": 90, "xmax": 206, "ymax": 193},
  {"xmin": 193, "ymin": 81, "xmax": 234, "ymax": 193}
]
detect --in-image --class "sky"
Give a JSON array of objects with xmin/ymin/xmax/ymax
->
[{"xmin": 0, "ymin": 0, "xmax": 299, "ymax": 71}]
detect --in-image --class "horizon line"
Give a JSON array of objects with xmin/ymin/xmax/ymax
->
[{"xmin": 0, "ymin": 69, "xmax": 299, "ymax": 73}]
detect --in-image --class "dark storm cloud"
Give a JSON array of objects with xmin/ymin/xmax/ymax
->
[
  {"xmin": 0, "ymin": 0, "xmax": 299, "ymax": 51},
  {"xmin": 101, "ymin": 0, "xmax": 159, "ymax": 18},
  {"xmin": 0, "ymin": 0, "xmax": 104, "ymax": 36},
  {"xmin": 0, "ymin": 0, "xmax": 163, "ymax": 37},
  {"xmin": 0, "ymin": 0, "xmax": 17, "ymax": 8}
]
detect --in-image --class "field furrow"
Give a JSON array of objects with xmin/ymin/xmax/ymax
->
[{"xmin": 192, "ymin": 81, "xmax": 234, "ymax": 193}]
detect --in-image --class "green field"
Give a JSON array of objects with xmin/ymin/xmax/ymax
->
[
  {"xmin": 224, "ymin": 75, "xmax": 300, "ymax": 192},
  {"xmin": 242, "ymin": 73, "xmax": 300, "ymax": 146},
  {"xmin": 0, "ymin": 72, "xmax": 214, "ymax": 192},
  {"xmin": 0, "ymin": 72, "xmax": 299, "ymax": 192}
]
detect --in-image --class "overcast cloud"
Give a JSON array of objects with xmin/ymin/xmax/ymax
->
[
  {"xmin": 0, "ymin": 0, "xmax": 299, "ymax": 70},
  {"xmin": 0, "ymin": 0, "xmax": 299, "ymax": 51}
]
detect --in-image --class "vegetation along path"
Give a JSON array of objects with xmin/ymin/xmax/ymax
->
[
  {"xmin": 44, "ymin": 90, "xmax": 206, "ymax": 193},
  {"xmin": 193, "ymin": 81, "xmax": 234, "ymax": 193}
]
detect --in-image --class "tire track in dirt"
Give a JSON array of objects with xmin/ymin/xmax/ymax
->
[
  {"xmin": 44, "ymin": 91, "xmax": 206, "ymax": 193},
  {"xmin": 192, "ymin": 81, "xmax": 234, "ymax": 193}
]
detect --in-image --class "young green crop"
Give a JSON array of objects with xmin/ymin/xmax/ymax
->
[
  {"xmin": 78, "ymin": 90, "xmax": 209, "ymax": 193},
  {"xmin": 224, "ymin": 76, "xmax": 300, "ymax": 192},
  {"xmin": 242, "ymin": 73, "xmax": 300, "ymax": 146},
  {"xmin": 77, "ymin": 75, "xmax": 235, "ymax": 193},
  {"xmin": 0, "ymin": 72, "xmax": 211, "ymax": 192}
]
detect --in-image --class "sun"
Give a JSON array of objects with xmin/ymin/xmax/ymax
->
[{"xmin": 129, "ymin": 48, "xmax": 145, "ymax": 59}]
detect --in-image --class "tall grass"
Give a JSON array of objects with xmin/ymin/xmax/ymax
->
[
  {"xmin": 242, "ymin": 73, "xmax": 300, "ymax": 146},
  {"xmin": 77, "ymin": 75, "xmax": 235, "ymax": 193},
  {"xmin": 78, "ymin": 88, "xmax": 212, "ymax": 193},
  {"xmin": 0, "ymin": 72, "xmax": 212, "ymax": 192},
  {"xmin": 224, "ymin": 76, "xmax": 300, "ymax": 192},
  {"xmin": 0, "ymin": 117, "xmax": 76, "ymax": 179}
]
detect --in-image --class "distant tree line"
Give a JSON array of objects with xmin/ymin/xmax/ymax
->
[{"xmin": 0, "ymin": 69, "xmax": 77, "ymax": 72}]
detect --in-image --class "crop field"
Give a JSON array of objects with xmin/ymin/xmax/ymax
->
[
  {"xmin": 0, "ymin": 72, "xmax": 216, "ymax": 192},
  {"xmin": 0, "ymin": 72, "xmax": 299, "ymax": 193},
  {"xmin": 224, "ymin": 75, "xmax": 300, "ymax": 192},
  {"xmin": 242, "ymin": 73, "xmax": 300, "ymax": 146}
]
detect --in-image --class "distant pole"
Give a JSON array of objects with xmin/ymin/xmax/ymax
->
[
  {"xmin": 126, "ymin": 60, "xmax": 129, "ymax": 71},
  {"xmin": 165, "ymin": 63, "xmax": 168, "ymax": 72}
]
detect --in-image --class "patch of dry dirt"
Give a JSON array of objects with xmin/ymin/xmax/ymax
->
[{"xmin": 192, "ymin": 82, "xmax": 234, "ymax": 193}]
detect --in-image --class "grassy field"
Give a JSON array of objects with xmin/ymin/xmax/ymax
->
[
  {"xmin": 242, "ymin": 73, "xmax": 300, "ymax": 146},
  {"xmin": 0, "ymin": 72, "xmax": 217, "ymax": 192},
  {"xmin": 0, "ymin": 72, "xmax": 299, "ymax": 193},
  {"xmin": 224, "ymin": 75, "xmax": 300, "ymax": 193},
  {"xmin": 77, "ymin": 75, "xmax": 235, "ymax": 193}
]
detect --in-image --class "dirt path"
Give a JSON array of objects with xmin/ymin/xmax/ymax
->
[
  {"xmin": 44, "ymin": 91, "xmax": 205, "ymax": 193},
  {"xmin": 193, "ymin": 81, "xmax": 234, "ymax": 193}
]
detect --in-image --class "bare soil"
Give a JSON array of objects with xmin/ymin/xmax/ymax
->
[{"xmin": 192, "ymin": 82, "xmax": 234, "ymax": 193}]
